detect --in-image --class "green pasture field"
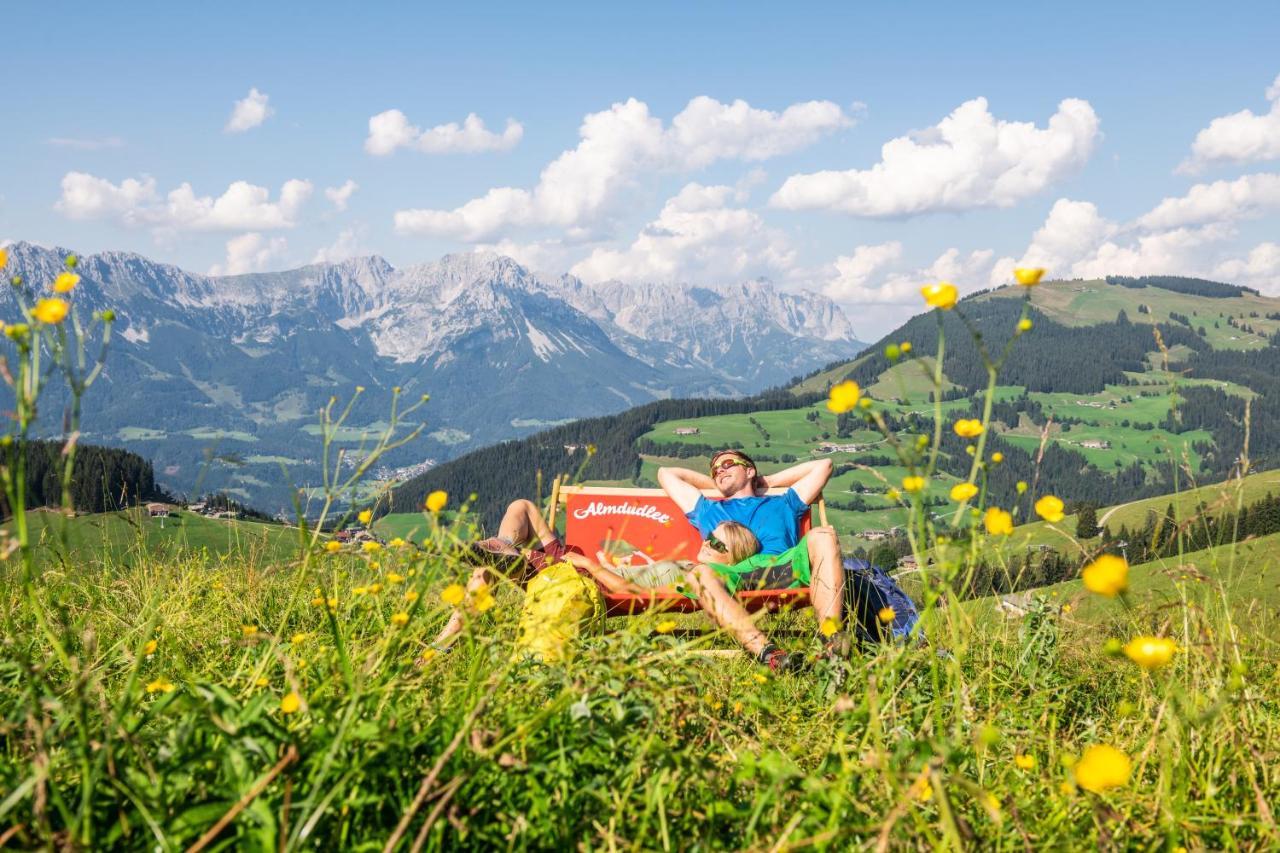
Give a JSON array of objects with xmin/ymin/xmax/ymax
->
[
  {"xmin": 8, "ymin": 508, "xmax": 298, "ymax": 568},
  {"xmin": 373, "ymin": 511, "xmax": 437, "ymax": 544},
  {"xmin": 117, "ymin": 426, "xmax": 166, "ymax": 440},
  {"xmin": 184, "ymin": 427, "xmax": 259, "ymax": 442}
]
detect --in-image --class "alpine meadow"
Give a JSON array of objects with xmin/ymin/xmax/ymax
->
[{"xmin": 4, "ymin": 4, "xmax": 1280, "ymax": 850}]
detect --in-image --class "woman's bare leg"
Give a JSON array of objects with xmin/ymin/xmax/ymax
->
[{"xmin": 684, "ymin": 563, "xmax": 769, "ymax": 657}]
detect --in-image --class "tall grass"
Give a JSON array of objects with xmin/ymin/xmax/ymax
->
[{"xmin": 1, "ymin": 257, "xmax": 1277, "ymax": 849}]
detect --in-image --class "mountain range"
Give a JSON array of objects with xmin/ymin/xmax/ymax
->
[{"xmin": 1, "ymin": 242, "xmax": 864, "ymax": 511}]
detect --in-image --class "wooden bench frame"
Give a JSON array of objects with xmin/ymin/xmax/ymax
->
[{"xmin": 546, "ymin": 477, "xmax": 828, "ymax": 617}]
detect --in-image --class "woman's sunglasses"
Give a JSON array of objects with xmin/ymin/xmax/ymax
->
[
  {"xmin": 703, "ymin": 534, "xmax": 728, "ymax": 554},
  {"xmin": 710, "ymin": 458, "xmax": 750, "ymax": 476}
]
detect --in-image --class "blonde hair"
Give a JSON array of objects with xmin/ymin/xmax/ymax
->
[{"xmin": 713, "ymin": 521, "xmax": 760, "ymax": 565}]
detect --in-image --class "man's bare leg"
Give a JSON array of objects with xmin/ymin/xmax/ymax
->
[
  {"xmin": 806, "ymin": 526, "xmax": 844, "ymax": 625},
  {"xmin": 683, "ymin": 563, "xmax": 770, "ymax": 657}
]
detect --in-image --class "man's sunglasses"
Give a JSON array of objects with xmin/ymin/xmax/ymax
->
[
  {"xmin": 704, "ymin": 534, "xmax": 728, "ymax": 554},
  {"xmin": 710, "ymin": 458, "xmax": 750, "ymax": 476}
]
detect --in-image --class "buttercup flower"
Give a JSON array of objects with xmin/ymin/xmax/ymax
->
[
  {"xmin": 950, "ymin": 482, "xmax": 978, "ymax": 502},
  {"xmin": 362, "ymin": 541, "xmax": 382, "ymax": 553},
  {"xmin": 1123, "ymin": 636, "xmax": 1176, "ymax": 669},
  {"xmin": 1073, "ymin": 745, "xmax": 1131, "ymax": 793},
  {"xmin": 655, "ymin": 619, "xmax": 677, "ymax": 634},
  {"xmin": 909, "ymin": 771, "xmax": 934, "ymax": 802},
  {"xmin": 900, "ymin": 341, "xmax": 912, "ymax": 353},
  {"xmin": 146, "ymin": 678, "xmax": 175, "ymax": 694},
  {"xmin": 921, "ymin": 282, "xmax": 958, "ymax": 310},
  {"xmin": 473, "ymin": 585, "xmax": 496, "ymax": 612},
  {"xmin": 241, "ymin": 624, "xmax": 257, "ymax": 636},
  {"xmin": 1034, "ymin": 495, "xmax": 1065, "ymax": 523},
  {"xmin": 404, "ymin": 590, "xmax": 420, "ymax": 603},
  {"xmin": 984, "ymin": 507, "xmax": 1014, "ymax": 536},
  {"xmin": 819, "ymin": 617, "xmax": 839, "ymax": 637},
  {"xmin": 291, "ymin": 632, "xmax": 308, "ymax": 646},
  {"xmin": 325, "ymin": 540, "xmax": 342, "ymax": 553},
  {"xmin": 1014, "ymin": 268, "xmax": 1046, "ymax": 286},
  {"xmin": 390, "ymin": 611, "xmax": 410, "ymax": 626},
  {"xmin": 826, "ymin": 380, "xmax": 861, "ymax": 414},
  {"xmin": 53, "ymin": 272, "xmax": 80, "ymax": 293},
  {"xmin": 280, "ymin": 692, "xmax": 302, "ymax": 714},
  {"xmin": 1014, "ymin": 753, "xmax": 1037, "ymax": 770},
  {"xmin": 1016, "ymin": 480, "xmax": 1028, "ymax": 494},
  {"xmin": 877, "ymin": 607, "xmax": 895, "ymax": 624},
  {"xmin": 441, "ymin": 584, "xmax": 466, "ymax": 606},
  {"xmin": 1082, "ymin": 554, "xmax": 1129, "ymax": 597},
  {"xmin": 0, "ymin": 247, "xmax": 7, "ymax": 269},
  {"xmin": 902, "ymin": 476, "xmax": 925, "ymax": 493},
  {"xmin": 32, "ymin": 298, "xmax": 69, "ymax": 324},
  {"xmin": 143, "ymin": 639, "xmax": 158, "ymax": 656},
  {"xmin": 358, "ymin": 509, "xmax": 373, "ymax": 525},
  {"xmin": 386, "ymin": 572, "xmax": 405, "ymax": 584},
  {"xmin": 425, "ymin": 491, "xmax": 448, "ymax": 513},
  {"xmin": 990, "ymin": 452, "xmax": 1003, "ymax": 463},
  {"xmin": 1017, "ymin": 318, "xmax": 1033, "ymax": 332},
  {"xmin": 953, "ymin": 419, "xmax": 984, "ymax": 438}
]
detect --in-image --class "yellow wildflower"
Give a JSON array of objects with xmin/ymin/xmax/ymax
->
[
  {"xmin": 386, "ymin": 572, "xmax": 405, "ymax": 583},
  {"xmin": 826, "ymin": 379, "xmax": 861, "ymax": 414},
  {"xmin": 327, "ymin": 596, "xmax": 338, "ymax": 609},
  {"xmin": 390, "ymin": 611, "xmax": 410, "ymax": 627},
  {"xmin": 425, "ymin": 490, "xmax": 448, "ymax": 513},
  {"xmin": 1082, "ymin": 554, "xmax": 1129, "ymax": 597},
  {"xmin": 983, "ymin": 507, "xmax": 1014, "ymax": 536},
  {"xmin": 145, "ymin": 678, "xmax": 175, "ymax": 694},
  {"xmin": 325, "ymin": 540, "xmax": 342, "ymax": 553},
  {"xmin": 655, "ymin": 619, "xmax": 677, "ymax": 634},
  {"xmin": 369, "ymin": 582, "xmax": 383, "ymax": 594},
  {"xmin": 753, "ymin": 672, "xmax": 769, "ymax": 684},
  {"xmin": 255, "ymin": 677, "xmax": 269, "ymax": 687},
  {"xmin": 886, "ymin": 488, "xmax": 901, "ymax": 502},
  {"xmin": 1073, "ymin": 745, "xmax": 1131, "ymax": 793},
  {"xmin": 358, "ymin": 509, "xmax": 373, "ymax": 525},
  {"xmin": 1013, "ymin": 267, "xmax": 1046, "ymax": 286},
  {"xmin": 389, "ymin": 537, "xmax": 406, "ymax": 548},
  {"xmin": 921, "ymin": 282, "xmax": 958, "ymax": 310},
  {"xmin": 362, "ymin": 540, "xmax": 382, "ymax": 553},
  {"xmin": 1017, "ymin": 318, "xmax": 1033, "ymax": 332},
  {"xmin": 1016, "ymin": 480, "xmax": 1028, "ymax": 494},
  {"xmin": 143, "ymin": 639, "xmax": 158, "ymax": 656},
  {"xmin": 953, "ymin": 418, "xmax": 984, "ymax": 438},
  {"xmin": 291, "ymin": 632, "xmax": 308, "ymax": 646},
  {"xmin": 877, "ymin": 607, "xmax": 895, "ymax": 624},
  {"xmin": 819, "ymin": 617, "xmax": 839, "ymax": 637},
  {"xmin": 1034, "ymin": 495, "xmax": 1065, "ymax": 523},
  {"xmin": 1014, "ymin": 753, "xmax": 1037, "ymax": 770},
  {"xmin": 241, "ymin": 624, "xmax": 258, "ymax": 636},
  {"xmin": 311, "ymin": 596, "xmax": 326, "ymax": 607},
  {"xmin": 352, "ymin": 586, "xmax": 368, "ymax": 596},
  {"xmin": 404, "ymin": 590, "xmax": 420, "ymax": 603},
  {"xmin": 473, "ymin": 585, "xmax": 496, "ymax": 612},
  {"xmin": 441, "ymin": 584, "xmax": 466, "ymax": 606},
  {"xmin": 902, "ymin": 476, "xmax": 925, "ymax": 493},
  {"xmin": 0, "ymin": 247, "xmax": 6, "ymax": 268},
  {"xmin": 901, "ymin": 341, "xmax": 912, "ymax": 353},
  {"xmin": 990, "ymin": 452, "xmax": 1003, "ymax": 463},
  {"xmin": 949, "ymin": 482, "xmax": 978, "ymax": 502},
  {"xmin": 280, "ymin": 692, "xmax": 302, "ymax": 715},
  {"xmin": 32, "ymin": 297, "xmax": 69, "ymax": 324},
  {"xmin": 53, "ymin": 272, "xmax": 80, "ymax": 293},
  {"xmin": 1123, "ymin": 636, "xmax": 1177, "ymax": 669},
  {"xmin": 909, "ymin": 771, "xmax": 934, "ymax": 802}
]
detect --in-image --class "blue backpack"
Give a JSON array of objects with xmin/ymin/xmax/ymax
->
[{"xmin": 841, "ymin": 557, "xmax": 920, "ymax": 644}]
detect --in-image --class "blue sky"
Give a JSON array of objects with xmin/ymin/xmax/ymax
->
[{"xmin": 5, "ymin": 0, "xmax": 1279, "ymax": 335}]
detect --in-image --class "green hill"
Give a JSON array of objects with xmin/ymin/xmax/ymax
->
[{"xmin": 10, "ymin": 508, "xmax": 299, "ymax": 568}]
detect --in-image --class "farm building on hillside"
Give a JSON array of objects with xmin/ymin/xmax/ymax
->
[
  {"xmin": 673, "ymin": 427, "xmax": 700, "ymax": 435},
  {"xmin": 146, "ymin": 502, "xmax": 174, "ymax": 518},
  {"xmin": 817, "ymin": 442, "xmax": 864, "ymax": 454},
  {"xmin": 860, "ymin": 529, "xmax": 892, "ymax": 541},
  {"xmin": 1079, "ymin": 439, "xmax": 1112, "ymax": 450}
]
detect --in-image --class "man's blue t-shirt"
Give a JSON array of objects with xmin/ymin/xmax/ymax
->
[{"xmin": 685, "ymin": 489, "xmax": 809, "ymax": 556}]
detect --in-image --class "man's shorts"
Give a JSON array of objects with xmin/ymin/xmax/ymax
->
[{"xmin": 714, "ymin": 534, "xmax": 814, "ymax": 595}]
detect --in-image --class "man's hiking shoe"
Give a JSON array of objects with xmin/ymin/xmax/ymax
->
[{"xmin": 758, "ymin": 644, "xmax": 805, "ymax": 674}]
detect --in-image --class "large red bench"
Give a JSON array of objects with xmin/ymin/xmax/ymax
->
[{"xmin": 547, "ymin": 482, "xmax": 825, "ymax": 617}]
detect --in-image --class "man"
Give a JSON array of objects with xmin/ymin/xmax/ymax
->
[{"xmin": 657, "ymin": 450, "xmax": 846, "ymax": 670}]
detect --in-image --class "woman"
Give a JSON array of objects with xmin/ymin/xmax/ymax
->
[{"xmin": 567, "ymin": 521, "xmax": 761, "ymax": 595}]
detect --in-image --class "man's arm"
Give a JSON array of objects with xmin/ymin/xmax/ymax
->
[
  {"xmin": 657, "ymin": 466, "xmax": 714, "ymax": 513},
  {"xmin": 762, "ymin": 458, "xmax": 832, "ymax": 505}
]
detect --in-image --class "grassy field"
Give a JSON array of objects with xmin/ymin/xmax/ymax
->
[{"xmin": 7, "ymin": 508, "xmax": 299, "ymax": 568}]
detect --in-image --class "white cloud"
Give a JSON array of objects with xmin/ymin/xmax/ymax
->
[
  {"xmin": 770, "ymin": 97, "xmax": 1100, "ymax": 217},
  {"xmin": 995, "ymin": 196, "xmax": 1239, "ymax": 282},
  {"xmin": 1179, "ymin": 74, "xmax": 1280, "ymax": 173},
  {"xmin": 56, "ymin": 172, "xmax": 313, "ymax": 231},
  {"xmin": 209, "ymin": 232, "xmax": 287, "ymax": 275},
  {"xmin": 47, "ymin": 136, "xmax": 124, "ymax": 150},
  {"xmin": 311, "ymin": 228, "xmax": 363, "ymax": 264},
  {"xmin": 324, "ymin": 180, "xmax": 359, "ymax": 211},
  {"xmin": 1214, "ymin": 242, "xmax": 1280, "ymax": 294},
  {"xmin": 1135, "ymin": 173, "xmax": 1280, "ymax": 230},
  {"xmin": 569, "ymin": 182, "xmax": 795, "ymax": 283},
  {"xmin": 393, "ymin": 95, "xmax": 852, "ymax": 241},
  {"xmin": 365, "ymin": 110, "xmax": 524, "ymax": 155},
  {"xmin": 225, "ymin": 88, "xmax": 274, "ymax": 133},
  {"xmin": 823, "ymin": 242, "xmax": 903, "ymax": 302}
]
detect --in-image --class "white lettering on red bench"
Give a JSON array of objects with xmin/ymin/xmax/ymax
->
[{"xmin": 570, "ymin": 500, "xmax": 672, "ymax": 525}]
